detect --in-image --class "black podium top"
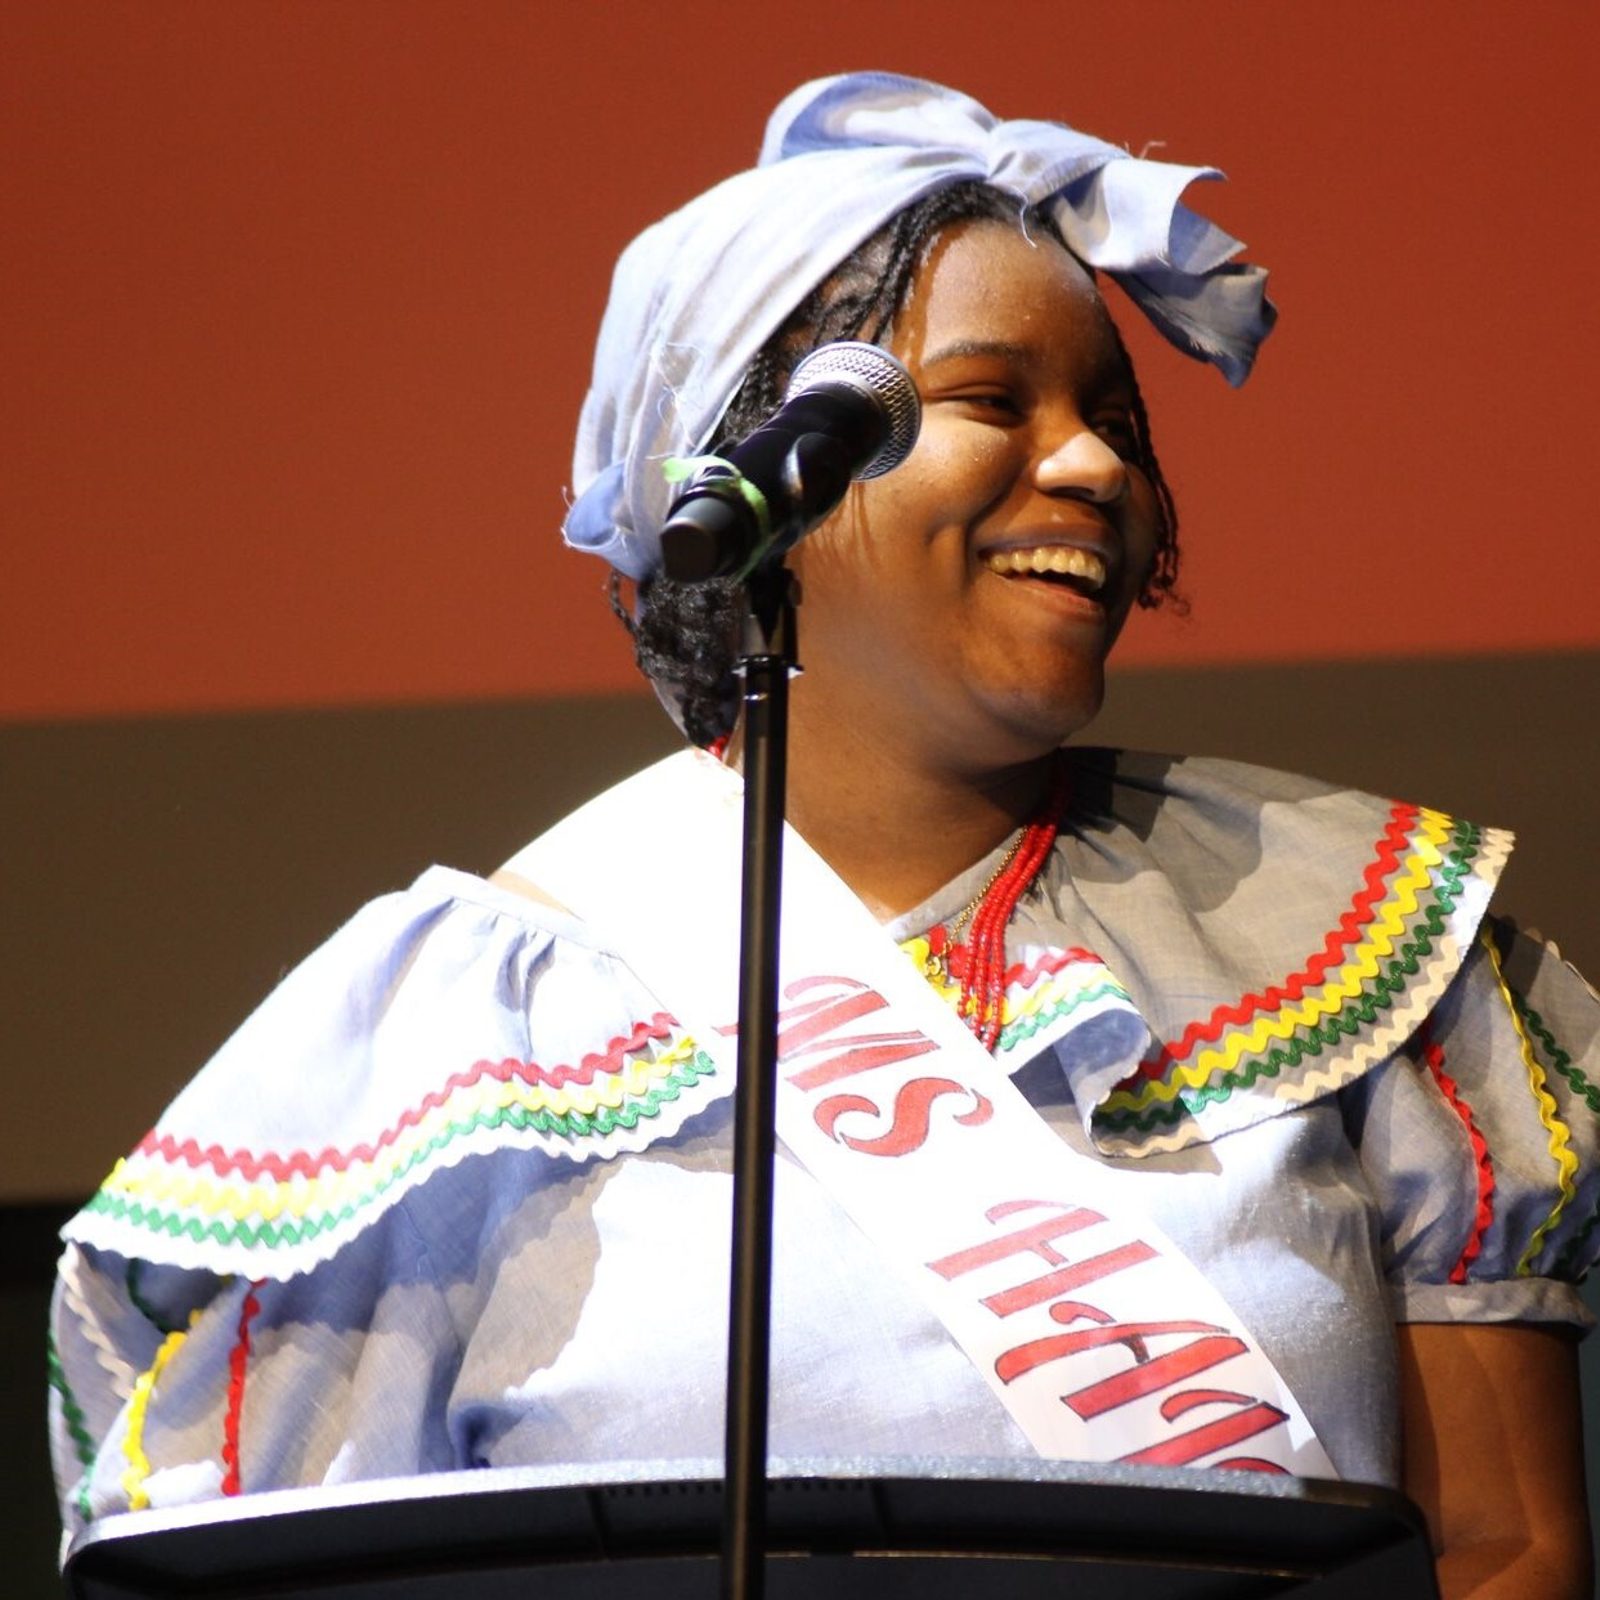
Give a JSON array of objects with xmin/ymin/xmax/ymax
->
[{"xmin": 63, "ymin": 1456, "xmax": 1437, "ymax": 1600}]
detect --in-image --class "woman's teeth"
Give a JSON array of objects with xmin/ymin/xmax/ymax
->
[{"xmin": 983, "ymin": 546, "xmax": 1107, "ymax": 591}]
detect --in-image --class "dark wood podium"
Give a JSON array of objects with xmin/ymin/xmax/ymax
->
[{"xmin": 63, "ymin": 1455, "xmax": 1438, "ymax": 1599}]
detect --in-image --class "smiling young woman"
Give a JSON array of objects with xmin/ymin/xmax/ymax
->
[
  {"xmin": 48, "ymin": 74, "xmax": 1597, "ymax": 1600},
  {"xmin": 781, "ymin": 218, "xmax": 1164, "ymax": 918}
]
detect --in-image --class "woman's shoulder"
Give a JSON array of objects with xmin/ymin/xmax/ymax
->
[
  {"xmin": 1049, "ymin": 746, "xmax": 1519, "ymax": 1155},
  {"xmin": 1068, "ymin": 745, "xmax": 1439, "ymax": 822},
  {"xmin": 1063, "ymin": 746, "xmax": 1511, "ymax": 904},
  {"xmin": 62, "ymin": 863, "xmax": 728, "ymax": 1283}
]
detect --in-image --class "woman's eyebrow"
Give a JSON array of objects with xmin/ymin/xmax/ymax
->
[
  {"xmin": 918, "ymin": 336, "xmax": 1132, "ymax": 396},
  {"xmin": 919, "ymin": 337, "xmax": 1033, "ymax": 367}
]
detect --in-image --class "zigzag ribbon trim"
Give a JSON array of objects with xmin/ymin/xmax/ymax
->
[
  {"xmin": 949, "ymin": 945, "xmax": 1104, "ymax": 993},
  {"xmin": 1134, "ymin": 802, "xmax": 1421, "ymax": 1080},
  {"xmin": 901, "ymin": 940, "xmax": 1130, "ymax": 1054},
  {"xmin": 109, "ymin": 1043, "xmax": 705, "ymax": 1223},
  {"xmin": 1517, "ymin": 997, "xmax": 1600, "ymax": 1280},
  {"xmin": 85, "ymin": 1051, "xmax": 717, "ymax": 1249},
  {"xmin": 120, "ymin": 1313, "xmax": 196, "ymax": 1512},
  {"xmin": 47, "ymin": 1329, "xmax": 97, "ymax": 1523},
  {"xmin": 1518, "ymin": 998, "xmax": 1600, "ymax": 1119},
  {"xmin": 1416, "ymin": 1020, "xmax": 1494, "ymax": 1284},
  {"xmin": 134, "ymin": 1014, "xmax": 679, "ymax": 1182},
  {"xmin": 59, "ymin": 1245, "xmax": 136, "ymax": 1401},
  {"xmin": 1095, "ymin": 812, "xmax": 1482, "ymax": 1139},
  {"xmin": 221, "ymin": 1282, "xmax": 262, "ymax": 1497},
  {"xmin": 127, "ymin": 1259, "xmax": 186, "ymax": 1335},
  {"xmin": 92, "ymin": 945, "xmax": 1120, "ymax": 1257},
  {"xmin": 998, "ymin": 981, "xmax": 1134, "ymax": 1054},
  {"xmin": 1482, "ymin": 932, "xmax": 1580, "ymax": 1276}
]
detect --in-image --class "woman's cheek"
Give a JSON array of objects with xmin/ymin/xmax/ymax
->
[{"xmin": 884, "ymin": 427, "xmax": 1016, "ymax": 524}]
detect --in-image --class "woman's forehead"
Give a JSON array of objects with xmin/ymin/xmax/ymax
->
[{"xmin": 893, "ymin": 220, "xmax": 1124, "ymax": 380}]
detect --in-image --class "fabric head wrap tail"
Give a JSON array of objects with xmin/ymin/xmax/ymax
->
[{"xmin": 565, "ymin": 70, "xmax": 1276, "ymax": 583}]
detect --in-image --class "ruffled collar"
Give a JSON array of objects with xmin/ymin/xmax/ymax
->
[
  {"xmin": 892, "ymin": 749, "xmax": 1510, "ymax": 1159},
  {"xmin": 63, "ymin": 750, "xmax": 1511, "ymax": 1281}
]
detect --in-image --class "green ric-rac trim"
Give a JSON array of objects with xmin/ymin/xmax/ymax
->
[
  {"xmin": 1517, "ymin": 999, "xmax": 1600, "ymax": 1117},
  {"xmin": 997, "ymin": 981, "xmax": 1132, "ymax": 1055},
  {"xmin": 1511, "ymin": 995, "xmax": 1600, "ymax": 1280},
  {"xmin": 1096, "ymin": 819, "xmax": 1482, "ymax": 1137},
  {"xmin": 47, "ymin": 1330, "xmax": 96, "ymax": 1522},
  {"xmin": 87, "ymin": 1053, "xmax": 717, "ymax": 1253},
  {"xmin": 126, "ymin": 1259, "xmax": 184, "ymax": 1334}
]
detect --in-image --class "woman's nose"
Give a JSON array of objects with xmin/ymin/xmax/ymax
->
[{"xmin": 1033, "ymin": 426, "xmax": 1129, "ymax": 504}]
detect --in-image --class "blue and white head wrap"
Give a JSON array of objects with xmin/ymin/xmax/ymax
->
[{"xmin": 565, "ymin": 71, "xmax": 1275, "ymax": 582}]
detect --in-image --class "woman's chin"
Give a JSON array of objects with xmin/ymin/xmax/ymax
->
[{"xmin": 955, "ymin": 675, "xmax": 1107, "ymax": 772}]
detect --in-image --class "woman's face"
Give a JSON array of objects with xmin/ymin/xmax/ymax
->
[{"xmin": 788, "ymin": 219, "xmax": 1164, "ymax": 779}]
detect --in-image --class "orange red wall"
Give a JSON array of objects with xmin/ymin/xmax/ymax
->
[{"xmin": 7, "ymin": 1, "xmax": 1598, "ymax": 723}]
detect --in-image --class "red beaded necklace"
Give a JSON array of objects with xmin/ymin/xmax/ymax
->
[
  {"xmin": 709, "ymin": 734, "xmax": 1070, "ymax": 1053},
  {"xmin": 923, "ymin": 763, "xmax": 1073, "ymax": 1052}
]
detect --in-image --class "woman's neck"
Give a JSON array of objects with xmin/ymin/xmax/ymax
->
[{"xmin": 775, "ymin": 717, "xmax": 1059, "ymax": 921}]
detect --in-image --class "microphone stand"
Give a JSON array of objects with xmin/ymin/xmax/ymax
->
[{"xmin": 721, "ymin": 560, "xmax": 798, "ymax": 1600}]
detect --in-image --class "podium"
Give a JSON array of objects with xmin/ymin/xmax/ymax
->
[{"xmin": 64, "ymin": 1455, "xmax": 1439, "ymax": 1599}]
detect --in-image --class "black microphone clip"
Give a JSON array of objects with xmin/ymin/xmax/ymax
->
[{"xmin": 658, "ymin": 341, "xmax": 920, "ymax": 583}]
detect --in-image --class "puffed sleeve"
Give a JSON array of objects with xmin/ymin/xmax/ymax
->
[
  {"xmin": 48, "ymin": 1204, "xmax": 464, "ymax": 1550},
  {"xmin": 49, "ymin": 866, "xmax": 727, "ymax": 1539},
  {"xmin": 1343, "ymin": 916, "xmax": 1600, "ymax": 1327}
]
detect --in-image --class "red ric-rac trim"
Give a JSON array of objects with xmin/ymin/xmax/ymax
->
[
  {"xmin": 947, "ymin": 945, "xmax": 1103, "ymax": 990},
  {"xmin": 221, "ymin": 1281, "xmax": 263, "ymax": 1496},
  {"xmin": 135, "ymin": 1015, "xmax": 678, "ymax": 1181},
  {"xmin": 1134, "ymin": 803, "xmax": 1417, "ymax": 1080},
  {"xmin": 1417, "ymin": 1020, "xmax": 1494, "ymax": 1284}
]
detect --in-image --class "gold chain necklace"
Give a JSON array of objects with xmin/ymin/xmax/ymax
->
[{"xmin": 921, "ymin": 828, "xmax": 1027, "ymax": 985}]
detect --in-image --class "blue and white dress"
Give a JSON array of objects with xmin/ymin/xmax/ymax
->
[{"xmin": 48, "ymin": 751, "xmax": 1600, "ymax": 1538}]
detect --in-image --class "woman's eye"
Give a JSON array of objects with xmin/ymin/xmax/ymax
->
[
  {"xmin": 1093, "ymin": 412, "xmax": 1139, "ymax": 455},
  {"xmin": 950, "ymin": 392, "xmax": 1021, "ymax": 417}
]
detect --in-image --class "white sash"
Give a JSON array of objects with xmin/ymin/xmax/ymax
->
[{"xmin": 508, "ymin": 751, "xmax": 1335, "ymax": 1477}]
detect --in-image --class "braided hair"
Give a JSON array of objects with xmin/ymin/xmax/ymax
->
[{"xmin": 612, "ymin": 180, "xmax": 1182, "ymax": 748}]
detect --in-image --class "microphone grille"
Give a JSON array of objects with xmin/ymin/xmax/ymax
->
[{"xmin": 785, "ymin": 341, "xmax": 921, "ymax": 479}]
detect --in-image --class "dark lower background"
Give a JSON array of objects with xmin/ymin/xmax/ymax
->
[{"xmin": 6, "ymin": 651, "xmax": 1598, "ymax": 1592}]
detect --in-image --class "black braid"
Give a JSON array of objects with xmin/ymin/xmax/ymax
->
[
  {"xmin": 624, "ymin": 180, "xmax": 1184, "ymax": 743},
  {"xmin": 606, "ymin": 570, "xmax": 635, "ymax": 638},
  {"xmin": 1104, "ymin": 319, "xmax": 1183, "ymax": 611}
]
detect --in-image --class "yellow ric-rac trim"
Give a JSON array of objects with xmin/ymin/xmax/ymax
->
[
  {"xmin": 902, "ymin": 936, "xmax": 1123, "ymax": 1028},
  {"xmin": 119, "ymin": 1311, "xmax": 200, "ymax": 1512},
  {"xmin": 1103, "ymin": 810, "xmax": 1455, "ymax": 1114},
  {"xmin": 104, "ymin": 1040, "xmax": 701, "ymax": 1226},
  {"xmin": 1001, "ymin": 963, "xmax": 1125, "ymax": 1028},
  {"xmin": 1482, "ymin": 929, "xmax": 1580, "ymax": 1275}
]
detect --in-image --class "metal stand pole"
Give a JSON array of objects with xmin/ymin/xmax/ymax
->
[{"xmin": 721, "ymin": 564, "xmax": 798, "ymax": 1600}]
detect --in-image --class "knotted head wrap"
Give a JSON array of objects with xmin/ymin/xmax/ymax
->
[{"xmin": 565, "ymin": 71, "xmax": 1275, "ymax": 583}]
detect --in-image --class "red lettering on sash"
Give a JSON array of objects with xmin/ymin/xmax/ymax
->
[
  {"xmin": 927, "ymin": 1201, "xmax": 1157, "ymax": 1318},
  {"xmin": 786, "ymin": 1033, "xmax": 942, "ymax": 1091},
  {"xmin": 815, "ymin": 1078, "xmax": 993, "ymax": 1156},
  {"xmin": 928, "ymin": 1199, "xmax": 1106, "ymax": 1278},
  {"xmin": 995, "ymin": 1316, "xmax": 1236, "ymax": 1400},
  {"xmin": 775, "ymin": 976, "xmax": 941, "ymax": 1090},
  {"xmin": 930, "ymin": 1204, "xmax": 1154, "ymax": 1363},
  {"xmin": 925, "ymin": 1198, "xmax": 1300, "ymax": 1471},
  {"xmin": 1117, "ymin": 1389, "xmax": 1290, "ymax": 1470},
  {"xmin": 979, "ymin": 1242, "xmax": 1160, "ymax": 1318},
  {"xmin": 1061, "ymin": 1331, "xmax": 1250, "ymax": 1418}
]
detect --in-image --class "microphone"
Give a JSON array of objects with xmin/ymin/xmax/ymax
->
[{"xmin": 658, "ymin": 341, "xmax": 921, "ymax": 583}]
